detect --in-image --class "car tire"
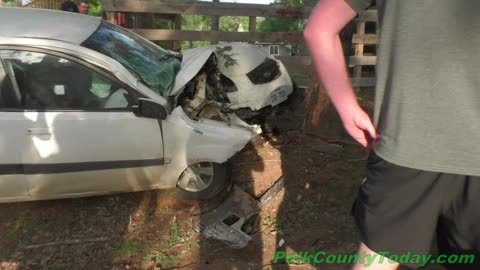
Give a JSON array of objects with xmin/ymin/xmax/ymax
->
[{"xmin": 176, "ymin": 162, "xmax": 231, "ymax": 200}]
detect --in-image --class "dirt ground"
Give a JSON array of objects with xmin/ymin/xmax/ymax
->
[{"xmin": 0, "ymin": 92, "xmax": 445, "ymax": 270}]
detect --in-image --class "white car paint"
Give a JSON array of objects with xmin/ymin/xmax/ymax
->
[
  {"xmin": 0, "ymin": 38, "xmax": 256, "ymax": 203},
  {"xmin": 23, "ymin": 111, "xmax": 164, "ymax": 199},
  {"xmin": 172, "ymin": 43, "xmax": 294, "ymax": 111},
  {"xmin": 0, "ymin": 106, "xmax": 254, "ymax": 203},
  {"xmin": 160, "ymin": 107, "xmax": 253, "ymax": 190},
  {"xmin": 0, "ymin": 111, "xmax": 29, "ymax": 201}
]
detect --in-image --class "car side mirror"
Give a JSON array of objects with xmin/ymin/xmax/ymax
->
[{"xmin": 134, "ymin": 98, "xmax": 168, "ymax": 120}]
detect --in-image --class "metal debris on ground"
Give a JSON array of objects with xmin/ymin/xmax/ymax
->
[
  {"xmin": 259, "ymin": 177, "xmax": 285, "ymax": 205},
  {"xmin": 193, "ymin": 185, "xmax": 260, "ymax": 249}
]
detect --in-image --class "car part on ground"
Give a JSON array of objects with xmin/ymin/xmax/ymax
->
[{"xmin": 193, "ymin": 185, "xmax": 260, "ymax": 249}]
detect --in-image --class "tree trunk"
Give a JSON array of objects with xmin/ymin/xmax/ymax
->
[{"xmin": 304, "ymin": 80, "xmax": 349, "ymax": 140}]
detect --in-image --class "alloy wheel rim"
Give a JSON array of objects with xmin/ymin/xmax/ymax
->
[{"xmin": 177, "ymin": 162, "xmax": 215, "ymax": 192}]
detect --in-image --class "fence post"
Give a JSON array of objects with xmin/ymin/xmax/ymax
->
[
  {"xmin": 349, "ymin": 9, "xmax": 378, "ymax": 89},
  {"xmin": 210, "ymin": 0, "xmax": 220, "ymax": 44},
  {"xmin": 173, "ymin": 14, "xmax": 182, "ymax": 51},
  {"xmin": 248, "ymin": 16, "xmax": 256, "ymax": 44},
  {"xmin": 105, "ymin": 12, "xmax": 115, "ymax": 24},
  {"xmin": 352, "ymin": 21, "xmax": 365, "ymax": 92}
]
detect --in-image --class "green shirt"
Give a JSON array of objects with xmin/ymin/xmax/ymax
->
[{"xmin": 345, "ymin": 0, "xmax": 480, "ymax": 175}]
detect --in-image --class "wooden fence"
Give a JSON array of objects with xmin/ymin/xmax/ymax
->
[
  {"xmin": 21, "ymin": 0, "xmax": 62, "ymax": 10},
  {"xmin": 349, "ymin": 9, "xmax": 378, "ymax": 88},
  {"xmin": 102, "ymin": 0, "xmax": 308, "ymax": 44},
  {"xmin": 101, "ymin": 0, "xmax": 313, "ymax": 87},
  {"xmin": 15, "ymin": 1, "xmax": 377, "ymax": 90}
]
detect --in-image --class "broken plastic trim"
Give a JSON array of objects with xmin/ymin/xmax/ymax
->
[
  {"xmin": 195, "ymin": 186, "xmax": 260, "ymax": 249},
  {"xmin": 246, "ymin": 58, "xmax": 281, "ymax": 85},
  {"xmin": 220, "ymin": 74, "xmax": 238, "ymax": 93},
  {"xmin": 180, "ymin": 71, "xmax": 262, "ymax": 135}
]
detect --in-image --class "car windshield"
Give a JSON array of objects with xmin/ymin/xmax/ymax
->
[{"xmin": 82, "ymin": 22, "xmax": 181, "ymax": 97}]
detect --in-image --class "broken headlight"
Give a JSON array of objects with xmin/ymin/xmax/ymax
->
[
  {"xmin": 220, "ymin": 74, "xmax": 238, "ymax": 93},
  {"xmin": 246, "ymin": 58, "xmax": 281, "ymax": 85}
]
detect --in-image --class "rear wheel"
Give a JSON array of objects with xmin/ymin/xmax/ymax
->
[{"xmin": 176, "ymin": 162, "xmax": 230, "ymax": 200}]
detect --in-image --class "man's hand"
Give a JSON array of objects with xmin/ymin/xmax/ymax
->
[
  {"xmin": 340, "ymin": 105, "xmax": 379, "ymax": 148},
  {"xmin": 304, "ymin": 0, "xmax": 378, "ymax": 148}
]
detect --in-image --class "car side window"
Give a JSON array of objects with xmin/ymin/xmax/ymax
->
[{"xmin": 0, "ymin": 50, "xmax": 137, "ymax": 110}]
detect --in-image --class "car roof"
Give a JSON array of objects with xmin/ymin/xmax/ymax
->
[{"xmin": 0, "ymin": 8, "xmax": 102, "ymax": 45}]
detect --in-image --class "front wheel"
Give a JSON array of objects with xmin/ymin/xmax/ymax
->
[{"xmin": 176, "ymin": 162, "xmax": 230, "ymax": 200}]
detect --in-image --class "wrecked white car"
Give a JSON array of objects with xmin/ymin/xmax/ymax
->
[
  {"xmin": 173, "ymin": 43, "xmax": 294, "ymax": 117},
  {"xmin": 0, "ymin": 8, "xmax": 272, "ymax": 203}
]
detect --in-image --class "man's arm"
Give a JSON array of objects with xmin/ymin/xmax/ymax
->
[{"xmin": 304, "ymin": 0, "xmax": 378, "ymax": 148}]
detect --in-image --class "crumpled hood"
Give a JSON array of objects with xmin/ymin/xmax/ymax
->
[
  {"xmin": 170, "ymin": 43, "xmax": 267, "ymax": 96},
  {"xmin": 170, "ymin": 46, "xmax": 214, "ymax": 96},
  {"xmin": 213, "ymin": 43, "xmax": 266, "ymax": 77}
]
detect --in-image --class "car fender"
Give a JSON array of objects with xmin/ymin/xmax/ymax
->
[{"xmin": 159, "ymin": 107, "xmax": 254, "ymax": 188}]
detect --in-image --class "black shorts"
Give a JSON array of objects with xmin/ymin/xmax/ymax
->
[{"xmin": 353, "ymin": 151, "xmax": 480, "ymax": 269}]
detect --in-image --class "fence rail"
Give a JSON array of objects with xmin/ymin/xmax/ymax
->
[
  {"xmin": 102, "ymin": 0, "xmax": 308, "ymax": 47},
  {"xmin": 102, "ymin": 0, "xmax": 309, "ymax": 19},
  {"xmin": 131, "ymin": 29, "xmax": 303, "ymax": 43},
  {"xmin": 23, "ymin": 0, "xmax": 62, "ymax": 9}
]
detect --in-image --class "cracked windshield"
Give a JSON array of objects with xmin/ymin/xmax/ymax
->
[{"xmin": 82, "ymin": 22, "xmax": 181, "ymax": 97}]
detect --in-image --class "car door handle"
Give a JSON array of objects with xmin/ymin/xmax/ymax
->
[{"xmin": 27, "ymin": 128, "xmax": 53, "ymax": 135}]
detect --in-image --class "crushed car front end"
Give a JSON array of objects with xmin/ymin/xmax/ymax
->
[{"xmin": 171, "ymin": 43, "xmax": 294, "ymax": 115}]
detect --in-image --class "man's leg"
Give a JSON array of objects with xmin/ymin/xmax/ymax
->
[
  {"xmin": 436, "ymin": 176, "xmax": 480, "ymax": 270},
  {"xmin": 352, "ymin": 243, "xmax": 399, "ymax": 270},
  {"xmin": 352, "ymin": 152, "xmax": 458, "ymax": 269}
]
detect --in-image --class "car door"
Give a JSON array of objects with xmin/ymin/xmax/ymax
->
[
  {"xmin": 0, "ymin": 54, "xmax": 29, "ymax": 202},
  {"xmin": 0, "ymin": 49, "xmax": 165, "ymax": 200}
]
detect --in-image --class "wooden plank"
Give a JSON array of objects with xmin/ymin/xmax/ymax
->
[
  {"xmin": 211, "ymin": 0, "xmax": 220, "ymax": 45},
  {"xmin": 356, "ymin": 9, "xmax": 378, "ymax": 22},
  {"xmin": 352, "ymin": 21, "xmax": 366, "ymax": 90},
  {"xmin": 172, "ymin": 15, "xmax": 182, "ymax": 51},
  {"xmin": 349, "ymin": 56, "xmax": 377, "ymax": 66},
  {"xmin": 101, "ymin": 0, "xmax": 310, "ymax": 19},
  {"xmin": 276, "ymin": 56, "xmax": 312, "ymax": 67},
  {"xmin": 105, "ymin": 12, "xmax": 115, "ymax": 24},
  {"xmin": 350, "ymin": 77, "xmax": 376, "ymax": 87},
  {"xmin": 131, "ymin": 29, "xmax": 304, "ymax": 43},
  {"xmin": 248, "ymin": 16, "xmax": 257, "ymax": 44},
  {"xmin": 249, "ymin": 16, "xmax": 257, "ymax": 33},
  {"xmin": 352, "ymin": 34, "xmax": 378, "ymax": 45}
]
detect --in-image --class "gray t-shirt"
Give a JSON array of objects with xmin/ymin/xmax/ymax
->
[{"xmin": 345, "ymin": 0, "xmax": 480, "ymax": 176}]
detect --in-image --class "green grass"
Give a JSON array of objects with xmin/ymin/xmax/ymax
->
[
  {"xmin": 264, "ymin": 215, "xmax": 282, "ymax": 231},
  {"xmin": 147, "ymin": 217, "xmax": 187, "ymax": 268},
  {"xmin": 161, "ymin": 217, "xmax": 184, "ymax": 250},
  {"xmin": 118, "ymin": 239, "xmax": 141, "ymax": 257}
]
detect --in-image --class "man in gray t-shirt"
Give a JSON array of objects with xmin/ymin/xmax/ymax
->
[{"xmin": 305, "ymin": 0, "xmax": 480, "ymax": 269}]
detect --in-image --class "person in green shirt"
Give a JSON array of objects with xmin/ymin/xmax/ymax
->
[{"xmin": 304, "ymin": 0, "xmax": 480, "ymax": 269}]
